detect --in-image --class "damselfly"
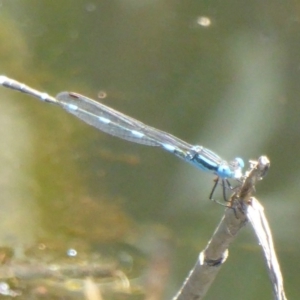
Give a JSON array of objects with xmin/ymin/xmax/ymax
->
[{"xmin": 0, "ymin": 76, "xmax": 244, "ymax": 201}]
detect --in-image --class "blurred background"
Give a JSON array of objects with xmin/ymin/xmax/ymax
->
[{"xmin": 0, "ymin": 0, "xmax": 298, "ymax": 299}]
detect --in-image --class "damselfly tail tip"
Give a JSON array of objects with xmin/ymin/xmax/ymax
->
[{"xmin": 0, "ymin": 75, "xmax": 8, "ymax": 85}]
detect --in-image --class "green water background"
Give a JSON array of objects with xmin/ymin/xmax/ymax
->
[{"xmin": 0, "ymin": 1, "xmax": 299, "ymax": 299}]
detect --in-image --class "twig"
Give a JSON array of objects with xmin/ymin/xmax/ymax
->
[
  {"xmin": 247, "ymin": 198, "xmax": 287, "ymax": 300},
  {"xmin": 173, "ymin": 156, "xmax": 271, "ymax": 300},
  {"xmin": 0, "ymin": 262, "xmax": 116, "ymax": 280}
]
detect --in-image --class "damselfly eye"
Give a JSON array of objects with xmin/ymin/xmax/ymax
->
[{"xmin": 233, "ymin": 157, "xmax": 244, "ymax": 169}]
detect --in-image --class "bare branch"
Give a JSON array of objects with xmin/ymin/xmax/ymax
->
[
  {"xmin": 247, "ymin": 198, "xmax": 287, "ymax": 300},
  {"xmin": 173, "ymin": 156, "xmax": 275, "ymax": 300}
]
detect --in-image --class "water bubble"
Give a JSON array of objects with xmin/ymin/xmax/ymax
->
[
  {"xmin": 67, "ymin": 248, "xmax": 77, "ymax": 257},
  {"xmin": 197, "ymin": 16, "xmax": 211, "ymax": 27},
  {"xmin": 86, "ymin": 3, "xmax": 96, "ymax": 12},
  {"xmin": 98, "ymin": 91, "xmax": 107, "ymax": 99}
]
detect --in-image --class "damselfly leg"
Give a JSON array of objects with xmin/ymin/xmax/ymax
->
[{"xmin": 209, "ymin": 177, "xmax": 242, "ymax": 206}]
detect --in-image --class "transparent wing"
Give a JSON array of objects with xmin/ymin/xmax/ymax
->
[{"xmin": 56, "ymin": 92, "xmax": 193, "ymax": 151}]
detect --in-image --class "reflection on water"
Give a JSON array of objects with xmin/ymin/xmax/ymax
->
[
  {"xmin": 0, "ymin": 225, "xmax": 174, "ymax": 299},
  {"xmin": 0, "ymin": 241, "xmax": 147, "ymax": 299}
]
